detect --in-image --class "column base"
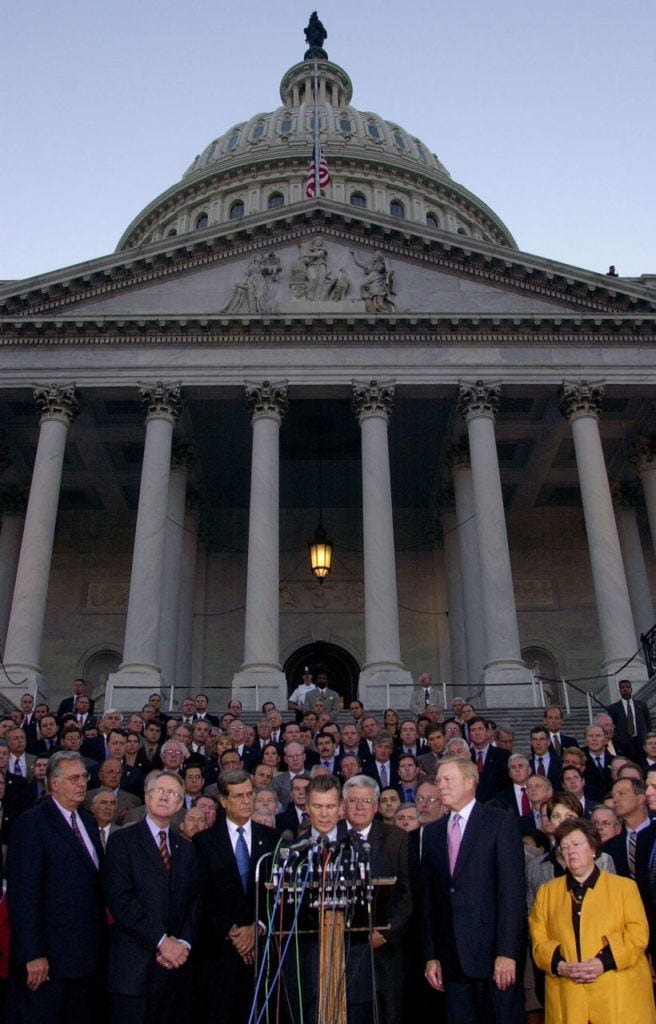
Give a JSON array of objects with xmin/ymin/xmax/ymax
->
[
  {"xmin": 481, "ymin": 660, "xmax": 536, "ymax": 707},
  {"xmin": 357, "ymin": 665, "xmax": 413, "ymax": 711},
  {"xmin": 601, "ymin": 657, "xmax": 648, "ymax": 696},
  {"xmin": 106, "ymin": 665, "xmax": 163, "ymax": 711},
  {"xmin": 0, "ymin": 664, "xmax": 45, "ymax": 707},
  {"xmin": 232, "ymin": 667, "xmax": 288, "ymax": 711}
]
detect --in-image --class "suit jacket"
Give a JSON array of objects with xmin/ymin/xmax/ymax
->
[
  {"xmin": 582, "ymin": 747, "xmax": 613, "ymax": 794},
  {"xmin": 193, "ymin": 817, "xmax": 276, "ymax": 951},
  {"xmin": 193, "ymin": 712, "xmax": 220, "ymax": 728},
  {"xmin": 275, "ymin": 803, "xmax": 305, "ymax": 838},
  {"xmin": 528, "ymin": 751, "xmax": 562, "ymax": 789},
  {"xmin": 421, "ymin": 802, "xmax": 526, "ymax": 981},
  {"xmin": 6, "ymin": 797, "xmax": 105, "ymax": 978},
  {"xmin": 608, "ymin": 696, "xmax": 652, "ymax": 747},
  {"xmin": 84, "ymin": 787, "xmax": 141, "ymax": 825},
  {"xmin": 487, "ymin": 784, "xmax": 523, "ymax": 817},
  {"xmin": 56, "ymin": 695, "xmax": 95, "ymax": 722},
  {"xmin": 364, "ymin": 760, "xmax": 399, "ymax": 791},
  {"xmin": 548, "ymin": 732, "xmax": 579, "ymax": 757},
  {"xmin": 417, "ymin": 750, "xmax": 445, "ymax": 779},
  {"xmin": 472, "ymin": 745, "xmax": 510, "ymax": 803},
  {"xmin": 603, "ymin": 821, "xmax": 656, "ymax": 880},
  {"xmin": 409, "ymin": 686, "xmax": 436, "ymax": 716},
  {"xmin": 7, "ymin": 753, "xmax": 36, "ymax": 782},
  {"xmin": 104, "ymin": 818, "xmax": 199, "ymax": 997},
  {"xmin": 31, "ymin": 738, "xmax": 60, "ymax": 757},
  {"xmin": 303, "ymin": 687, "xmax": 340, "ymax": 713}
]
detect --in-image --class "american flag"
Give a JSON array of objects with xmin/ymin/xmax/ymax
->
[{"xmin": 305, "ymin": 148, "xmax": 330, "ymax": 198}]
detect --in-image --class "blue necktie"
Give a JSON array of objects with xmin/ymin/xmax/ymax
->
[{"xmin": 235, "ymin": 826, "xmax": 250, "ymax": 893}]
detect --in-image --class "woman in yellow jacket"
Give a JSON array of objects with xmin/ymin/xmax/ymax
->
[{"xmin": 529, "ymin": 817, "xmax": 655, "ymax": 1024}]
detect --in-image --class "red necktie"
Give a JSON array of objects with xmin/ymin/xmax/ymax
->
[
  {"xmin": 476, "ymin": 751, "xmax": 484, "ymax": 774},
  {"xmin": 521, "ymin": 787, "xmax": 530, "ymax": 815},
  {"xmin": 537, "ymin": 758, "xmax": 545, "ymax": 777},
  {"xmin": 159, "ymin": 830, "xmax": 171, "ymax": 872}
]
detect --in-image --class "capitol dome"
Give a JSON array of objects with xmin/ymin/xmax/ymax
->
[{"xmin": 117, "ymin": 35, "xmax": 517, "ymax": 252}]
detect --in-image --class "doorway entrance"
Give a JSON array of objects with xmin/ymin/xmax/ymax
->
[{"xmin": 284, "ymin": 642, "xmax": 360, "ymax": 708}]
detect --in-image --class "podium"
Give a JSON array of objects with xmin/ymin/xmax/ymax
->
[{"xmin": 256, "ymin": 840, "xmax": 395, "ymax": 1024}]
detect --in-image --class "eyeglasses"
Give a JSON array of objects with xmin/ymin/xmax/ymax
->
[
  {"xmin": 150, "ymin": 787, "xmax": 183, "ymax": 801},
  {"xmin": 416, "ymin": 795, "xmax": 440, "ymax": 804},
  {"xmin": 60, "ymin": 772, "xmax": 90, "ymax": 784},
  {"xmin": 345, "ymin": 797, "xmax": 374, "ymax": 806}
]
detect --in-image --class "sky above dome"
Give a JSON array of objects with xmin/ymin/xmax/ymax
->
[{"xmin": 1, "ymin": 0, "xmax": 653, "ymax": 282}]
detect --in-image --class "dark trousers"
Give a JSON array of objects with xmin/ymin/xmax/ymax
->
[
  {"xmin": 7, "ymin": 974, "xmax": 100, "ymax": 1024},
  {"xmin": 445, "ymin": 978, "xmax": 525, "ymax": 1024},
  {"xmin": 110, "ymin": 964, "xmax": 190, "ymax": 1024}
]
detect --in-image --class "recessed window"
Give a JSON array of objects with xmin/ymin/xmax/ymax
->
[
  {"xmin": 426, "ymin": 213, "xmax": 438, "ymax": 229},
  {"xmin": 280, "ymin": 118, "xmax": 293, "ymax": 133},
  {"xmin": 252, "ymin": 124, "xmax": 265, "ymax": 141},
  {"xmin": 227, "ymin": 132, "xmax": 240, "ymax": 151},
  {"xmin": 167, "ymin": 228, "xmax": 177, "ymax": 237},
  {"xmin": 229, "ymin": 200, "xmax": 245, "ymax": 220},
  {"xmin": 350, "ymin": 192, "xmax": 366, "ymax": 208},
  {"xmin": 340, "ymin": 118, "xmax": 352, "ymax": 132},
  {"xmin": 394, "ymin": 133, "xmax": 405, "ymax": 151},
  {"xmin": 195, "ymin": 213, "xmax": 208, "ymax": 230},
  {"xmin": 390, "ymin": 200, "xmax": 405, "ymax": 219},
  {"xmin": 268, "ymin": 192, "xmax": 284, "ymax": 210},
  {"xmin": 414, "ymin": 139, "xmax": 427, "ymax": 163},
  {"xmin": 310, "ymin": 115, "xmax": 323, "ymax": 130},
  {"xmin": 367, "ymin": 122, "xmax": 380, "ymax": 140},
  {"xmin": 457, "ymin": 226, "xmax": 468, "ymax": 236}
]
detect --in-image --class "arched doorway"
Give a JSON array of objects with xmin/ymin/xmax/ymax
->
[
  {"xmin": 284, "ymin": 642, "xmax": 360, "ymax": 708},
  {"xmin": 80, "ymin": 648, "xmax": 121, "ymax": 706},
  {"xmin": 522, "ymin": 645, "xmax": 563, "ymax": 705}
]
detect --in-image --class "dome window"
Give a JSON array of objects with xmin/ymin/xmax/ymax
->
[
  {"xmin": 340, "ymin": 118, "xmax": 352, "ymax": 132},
  {"xmin": 367, "ymin": 122, "xmax": 381, "ymax": 140},
  {"xmin": 280, "ymin": 118, "xmax": 293, "ymax": 134},
  {"xmin": 195, "ymin": 213, "xmax": 209, "ymax": 230},
  {"xmin": 267, "ymin": 192, "xmax": 284, "ymax": 210},
  {"xmin": 414, "ymin": 139, "xmax": 428, "ymax": 163},
  {"xmin": 426, "ymin": 213, "xmax": 439, "ymax": 229},
  {"xmin": 350, "ymin": 192, "xmax": 366, "ymax": 209},
  {"xmin": 394, "ymin": 133, "xmax": 405, "ymax": 151},
  {"xmin": 227, "ymin": 132, "xmax": 240, "ymax": 152},
  {"xmin": 310, "ymin": 115, "xmax": 324, "ymax": 130},
  {"xmin": 251, "ymin": 124, "xmax": 265, "ymax": 141},
  {"xmin": 167, "ymin": 228, "xmax": 177, "ymax": 237},
  {"xmin": 229, "ymin": 200, "xmax": 245, "ymax": 220},
  {"xmin": 390, "ymin": 200, "xmax": 405, "ymax": 219}
]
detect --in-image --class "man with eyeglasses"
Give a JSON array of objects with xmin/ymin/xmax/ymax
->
[
  {"xmin": 85, "ymin": 757, "xmax": 140, "ymax": 825},
  {"xmin": 194, "ymin": 769, "xmax": 276, "ymax": 1024},
  {"xmin": 342, "ymin": 774, "xmax": 412, "ymax": 1024},
  {"xmin": 104, "ymin": 769, "xmax": 198, "ymax": 1023},
  {"xmin": 6, "ymin": 750, "xmax": 105, "ymax": 1024}
]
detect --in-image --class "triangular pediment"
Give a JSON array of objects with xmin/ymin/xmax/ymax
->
[{"xmin": 1, "ymin": 213, "xmax": 652, "ymax": 323}]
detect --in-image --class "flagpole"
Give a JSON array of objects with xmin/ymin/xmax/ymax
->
[{"xmin": 313, "ymin": 58, "xmax": 320, "ymax": 198}]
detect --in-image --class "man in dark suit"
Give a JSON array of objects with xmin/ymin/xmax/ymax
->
[
  {"xmin": 275, "ymin": 773, "xmax": 310, "ymax": 836},
  {"xmin": 487, "ymin": 753, "xmax": 532, "ymax": 817},
  {"xmin": 6, "ymin": 750, "xmax": 105, "ymax": 1024},
  {"xmin": 543, "ymin": 705, "xmax": 579, "ymax": 758},
  {"xmin": 468, "ymin": 717, "xmax": 510, "ymax": 803},
  {"xmin": 582, "ymin": 722, "xmax": 614, "ymax": 794},
  {"xmin": 363, "ymin": 732, "xmax": 399, "ymax": 790},
  {"xmin": 193, "ymin": 769, "xmax": 276, "ymax": 1024},
  {"xmin": 608, "ymin": 678, "xmax": 653, "ymax": 759},
  {"xmin": 31, "ymin": 714, "xmax": 60, "ymax": 757},
  {"xmin": 604, "ymin": 776, "xmax": 655, "ymax": 879},
  {"xmin": 528, "ymin": 725, "xmax": 562, "ymax": 788},
  {"xmin": 104, "ymin": 769, "xmax": 199, "ymax": 1023},
  {"xmin": 422, "ymin": 756, "xmax": 526, "ymax": 1023},
  {"xmin": 193, "ymin": 693, "xmax": 221, "ymax": 728},
  {"xmin": 342, "ymin": 774, "xmax": 412, "ymax": 1024},
  {"xmin": 56, "ymin": 678, "xmax": 95, "ymax": 723}
]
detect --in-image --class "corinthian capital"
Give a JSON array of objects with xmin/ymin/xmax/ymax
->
[
  {"xmin": 33, "ymin": 384, "xmax": 79, "ymax": 423},
  {"xmin": 352, "ymin": 380, "xmax": 395, "ymax": 423},
  {"xmin": 629, "ymin": 435, "xmax": 656, "ymax": 472},
  {"xmin": 457, "ymin": 380, "xmax": 501, "ymax": 421},
  {"xmin": 559, "ymin": 380, "xmax": 605, "ymax": 422},
  {"xmin": 245, "ymin": 380, "xmax": 289, "ymax": 421},
  {"xmin": 444, "ymin": 437, "xmax": 470, "ymax": 470},
  {"xmin": 138, "ymin": 382, "xmax": 183, "ymax": 421}
]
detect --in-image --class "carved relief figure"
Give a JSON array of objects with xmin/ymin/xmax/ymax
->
[
  {"xmin": 220, "ymin": 252, "xmax": 282, "ymax": 313},
  {"xmin": 290, "ymin": 241, "xmax": 352, "ymax": 302},
  {"xmin": 350, "ymin": 249, "xmax": 396, "ymax": 312},
  {"xmin": 303, "ymin": 238, "xmax": 329, "ymax": 299}
]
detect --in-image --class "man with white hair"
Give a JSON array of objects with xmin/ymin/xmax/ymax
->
[{"xmin": 410, "ymin": 672, "xmax": 436, "ymax": 715}]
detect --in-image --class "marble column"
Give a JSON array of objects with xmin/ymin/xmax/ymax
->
[
  {"xmin": 0, "ymin": 492, "xmax": 26, "ymax": 647},
  {"xmin": 445, "ymin": 438, "xmax": 487, "ymax": 692},
  {"xmin": 431, "ymin": 538, "xmax": 452, "ymax": 706},
  {"xmin": 2, "ymin": 385, "xmax": 78, "ymax": 696},
  {"xmin": 630, "ymin": 436, "xmax": 656, "ymax": 562},
  {"xmin": 175, "ymin": 499, "xmax": 200, "ymax": 700},
  {"xmin": 157, "ymin": 442, "xmax": 193, "ymax": 696},
  {"xmin": 106, "ymin": 383, "xmax": 182, "ymax": 709},
  {"xmin": 232, "ymin": 381, "xmax": 288, "ymax": 710},
  {"xmin": 352, "ymin": 381, "xmax": 412, "ymax": 707},
  {"xmin": 436, "ymin": 493, "xmax": 468, "ymax": 697},
  {"xmin": 612, "ymin": 483, "xmax": 655, "ymax": 641},
  {"xmin": 560, "ymin": 380, "xmax": 646, "ymax": 686},
  {"xmin": 458, "ymin": 381, "xmax": 533, "ymax": 704}
]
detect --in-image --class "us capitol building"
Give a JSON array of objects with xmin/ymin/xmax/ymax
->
[{"xmin": 0, "ymin": 14, "xmax": 655, "ymax": 714}]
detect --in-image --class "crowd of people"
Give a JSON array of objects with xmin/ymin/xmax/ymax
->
[{"xmin": 0, "ymin": 668, "xmax": 655, "ymax": 1023}]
